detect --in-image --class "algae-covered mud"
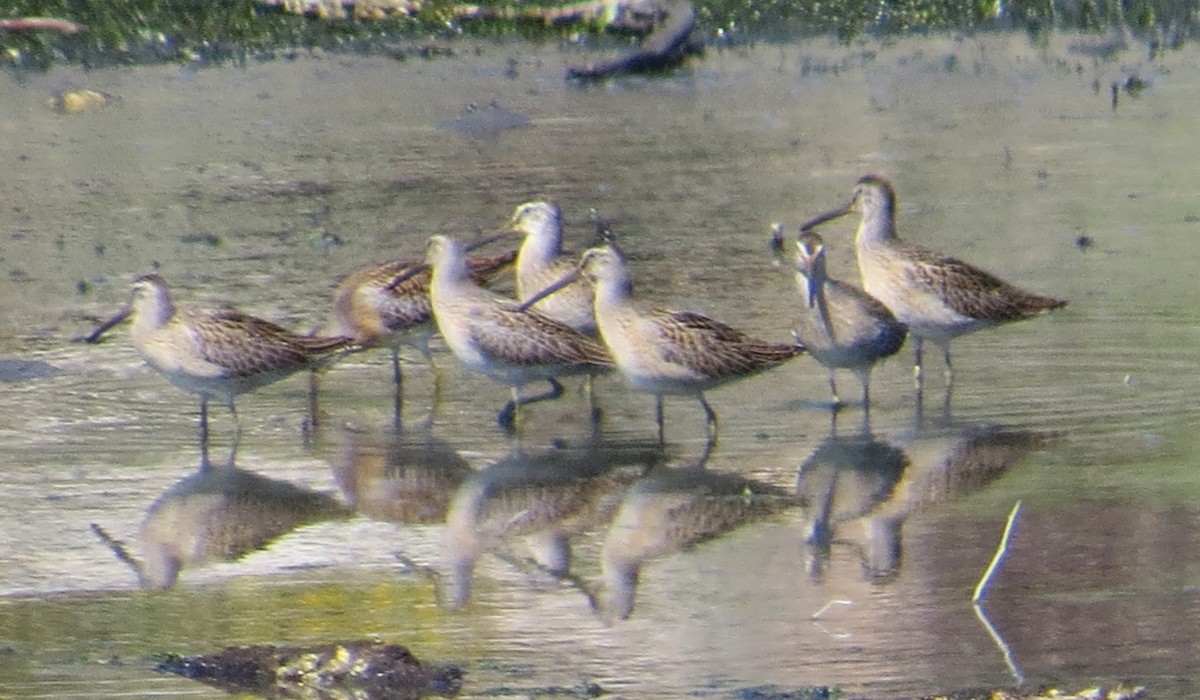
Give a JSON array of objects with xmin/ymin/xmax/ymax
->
[{"xmin": 2, "ymin": 0, "xmax": 1197, "ymax": 69}]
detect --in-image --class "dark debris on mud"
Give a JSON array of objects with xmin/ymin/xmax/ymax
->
[{"xmin": 156, "ymin": 639, "xmax": 463, "ymax": 699}]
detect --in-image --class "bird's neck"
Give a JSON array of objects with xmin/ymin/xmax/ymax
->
[
  {"xmin": 593, "ymin": 272, "xmax": 634, "ymax": 311},
  {"xmin": 856, "ymin": 207, "xmax": 898, "ymax": 247},
  {"xmin": 432, "ymin": 249, "xmax": 470, "ymax": 287},
  {"xmin": 133, "ymin": 287, "xmax": 175, "ymax": 333},
  {"xmin": 519, "ymin": 228, "xmax": 562, "ymax": 267}
]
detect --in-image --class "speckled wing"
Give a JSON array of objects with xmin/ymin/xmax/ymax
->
[
  {"xmin": 189, "ymin": 309, "xmax": 351, "ymax": 378},
  {"xmin": 466, "ymin": 249, "xmax": 518, "ymax": 284},
  {"xmin": 902, "ymin": 246, "xmax": 1067, "ymax": 322},
  {"xmin": 657, "ymin": 310, "xmax": 803, "ymax": 379},
  {"xmin": 372, "ymin": 261, "xmax": 435, "ymax": 331},
  {"xmin": 467, "ymin": 304, "xmax": 612, "ymax": 369},
  {"xmin": 373, "ymin": 250, "xmax": 515, "ymax": 332}
]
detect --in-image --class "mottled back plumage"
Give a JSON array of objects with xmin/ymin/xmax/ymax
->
[
  {"xmin": 657, "ymin": 310, "xmax": 802, "ymax": 381},
  {"xmin": 125, "ymin": 273, "xmax": 353, "ymax": 437},
  {"xmin": 799, "ymin": 174, "xmax": 1066, "ymax": 388},
  {"xmin": 326, "ymin": 249, "xmax": 516, "ymax": 346},
  {"xmin": 568, "ymin": 244, "xmax": 803, "ymax": 443},
  {"xmin": 186, "ymin": 307, "xmax": 351, "ymax": 378},
  {"xmin": 898, "ymin": 244, "xmax": 1067, "ymax": 323},
  {"xmin": 425, "ymin": 235, "xmax": 612, "ymax": 426},
  {"xmin": 468, "ymin": 300, "xmax": 613, "ymax": 370}
]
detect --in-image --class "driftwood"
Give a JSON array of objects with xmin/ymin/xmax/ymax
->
[
  {"xmin": 263, "ymin": 0, "xmax": 699, "ymax": 79},
  {"xmin": 158, "ymin": 640, "xmax": 462, "ymax": 699},
  {"xmin": 566, "ymin": 0, "xmax": 697, "ymax": 80},
  {"xmin": 449, "ymin": 0, "xmax": 699, "ymax": 79}
]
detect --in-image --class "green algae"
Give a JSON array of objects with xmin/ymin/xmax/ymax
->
[{"xmin": 1, "ymin": 0, "xmax": 1196, "ymax": 70}]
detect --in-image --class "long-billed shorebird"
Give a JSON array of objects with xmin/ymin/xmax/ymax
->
[
  {"xmin": 788, "ymin": 229, "xmax": 907, "ymax": 409},
  {"xmin": 120, "ymin": 274, "xmax": 354, "ymax": 440},
  {"xmin": 315, "ymin": 248, "xmax": 515, "ymax": 395},
  {"xmin": 800, "ymin": 175, "xmax": 1066, "ymax": 389},
  {"xmin": 523, "ymin": 244, "xmax": 805, "ymax": 446},
  {"xmin": 511, "ymin": 201, "xmax": 597, "ymax": 335},
  {"xmin": 422, "ymin": 235, "xmax": 613, "ymax": 429}
]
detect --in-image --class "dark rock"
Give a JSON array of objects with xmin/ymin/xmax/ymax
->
[{"xmin": 157, "ymin": 640, "xmax": 462, "ymax": 699}]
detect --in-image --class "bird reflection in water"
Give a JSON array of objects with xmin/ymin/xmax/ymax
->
[
  {"xmin": 601, "ymin": 457, "xmax": 794, "ymax": 620},
  {"xmin": 440, "ymin": 436, "xmax": 665, "ymax": 610},
  {"xmin": 95, "ymin": 440, "xmax": 352, "ymax": 589},
  {"xmin": 321, "ymin": 419, "xmax": 476, "ymax": 526},
  {"xmin": 796, "ymin": 411, "xmax": 1052, "ymax": 582},
  {"xmin": 796, "ymin": 414, "xmax": 908, "ymax": 581}
]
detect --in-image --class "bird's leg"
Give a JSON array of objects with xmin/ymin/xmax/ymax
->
[
  {"xmin": 199, "ymin": 397, "xmax": 210, "ymax": 446},
  {"xmin": 391, "ymin": 347, "xmax": 403, "ymax": 389},
  {"xmin": 699, "ymin": 394, "xmax": 719, "ymax": 448},
  {"xmin": 386, "ymin": 349, "xmax": 405, "ymax": 430},
  {"xmin": 655, "ymin": 395, "xmax": 665, "ymax": 444},
  {"xmin": 912, "ymin": 337, "xmax": 925, "ymax": 390},
  {"xmin": 307, "ymin": 370, "xmax": 321, "ymax": 430},
  {"xmin": 428, "ymin": 355, "xmax": 444, "ymax": 412},
  {"xmin": 804, "ymin": 470, "xmax": 839, "ymax": 548},
  {"xmin": 940, "ymin": 380, "xmax": 953, "ymax": 424},
  {"xmin": 541, "ymin": 377, "xmax": 565, "ymax": 403},
  {"xmin": 584, "ymin": 374, "xmax": 602, "ymax": 425},
  {"xmin": 941, "ymin": 345, "xmax": 954, "ymax": 389},
  {"xmin": 228, "ymin": 399, "xmax": 242, "ymax": 444},
  {"xmin": 392, "ymin": 389, "xmax": 404, "ymax": 431},
  {"xmin": 698, "ymin": 429, "xmax": 716, "ymax": 467},
  {"xmin": 498, "ymin": 387, "xmax": 521, "ymax": 434},
  {"xmin": 829, "ymin": 371, "xmax": 842, "ymax": 409},
  {"xmin": 852, "ymin": 367, "xmax": 874, "ymax": 414},
  {"xmin": 520, "ymin": 378, "xmax": 565, "ymax": 408}
]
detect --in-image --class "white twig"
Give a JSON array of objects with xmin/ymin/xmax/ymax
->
[
  {"xmin": 972, "ymin": 500, "xmax": 1022, "ymax": 603},
  {"xmin": 972, "ymin": 600, "xmax": 1025, "ymax": 684},
  {"xmin": 810, "ymin": 599, "xmax": 853, "ymax": 619}
]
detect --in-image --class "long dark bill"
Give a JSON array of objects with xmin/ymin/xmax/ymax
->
[
  {"xmin": 799, "ymin": 200, "xmax": 854, "ymax": 232},
  {"xmin": 82, "ymin": 305, "xmax": 132, "ymax": 344},
  {"xmin": 515, "ymin": 268, "xmax": 582, "ymax": 313},
  {"xmin": 463, "ymin": 230, "xmax": 510, "ymax": 253}
]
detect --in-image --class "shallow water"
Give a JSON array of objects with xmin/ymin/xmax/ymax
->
[{"xmin": 1, "ymin": 32, "xmax": 1199, "ymax": 698}]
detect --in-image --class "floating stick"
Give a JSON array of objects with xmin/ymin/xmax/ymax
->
[
  {"xmin": 973, "ymin": 500, "xmax": 1022, "ymax": 603},
  {"xmin": 973, "ymin": 599, "xmax": 1025, "ymax": 684}
]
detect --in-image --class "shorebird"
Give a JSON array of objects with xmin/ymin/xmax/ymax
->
[
  {"xmin": 510, "ymin": 201, "xmax": 596, "ymax": 335},
  {"xmin": 788, "ymin": 228, "xmax": 907, "ymax": 408},
  {"xmin": 800, "ymin": 175, "xmax": 1066, "ymax": 389},
  {"xmin": 422, "ymin": 235, "xmax": 612, "ymax": 429},
  {"xmin": 523, "ymin": 244, "xmax": 805, "ymax": 445},
  {"xmin": 120, "ymin": 274, "xmax": 354, "ymax": 440},
  {"xmin": 315, "ymin": 248, "xmax": 515, "ymax": 396}
]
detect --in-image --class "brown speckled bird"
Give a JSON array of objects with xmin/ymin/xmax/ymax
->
[
  {"xmin": 126, "ymin": 274, "xmax": 353, "ymax": 439},
  {"xmin": 424, "ymin": 235, "xmax": 612, "ymax": 429},
  {"xmin": 317, "ymin": 248, "xmax": 516, "ymax": 392},
  {"xmin": 800, "ymin": 175, "xmax": 1066, "ymax": 388},
  {"xmin": 524, "ymin": 244, "xmax": 804, "ymax": 445}
]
